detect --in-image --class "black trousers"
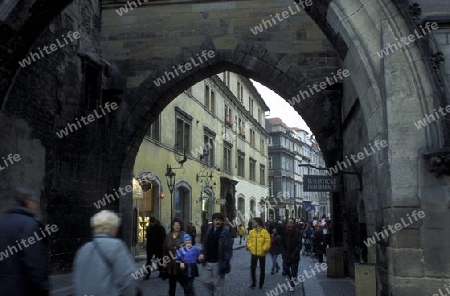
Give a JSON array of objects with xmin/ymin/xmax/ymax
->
[
  {"xmin": 168, "ymin": 275, "xmax": 184, "ymax": 296},
  {"xmin": 146, "ymin": 249, "xmax": 163, "ymax": 275},
  {"xmin": 317, "ymin": 253, "xmax": 324, "ymax": 263},
  {"xmin": 183, "ymin": 277, "xmax": 195, "ymax": 296},
  {"xmin": 250, "ymin": 254, "xmax": 266, "ymax": 287}
]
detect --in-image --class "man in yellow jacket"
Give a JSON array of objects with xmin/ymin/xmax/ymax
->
[
  {"xmin": 237, "ymin": 224, "xmax": 246, "ymax": 244},
  {"xmin": 246, "ymin": 217, "xmax": 271, "ymax": 289}
]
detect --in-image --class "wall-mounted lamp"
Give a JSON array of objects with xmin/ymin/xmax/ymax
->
[
  {"xmin": 135, "ymin": 172, "xmax": 154, "ymax": 191},
  {"xmin": 165, "ymin": 164, "xmax": 176, "ymax": 222}
]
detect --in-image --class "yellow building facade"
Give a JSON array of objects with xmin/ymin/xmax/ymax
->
[{"xmin": 132, "ymin": 72, "xmax": 269, "ymax": 249}]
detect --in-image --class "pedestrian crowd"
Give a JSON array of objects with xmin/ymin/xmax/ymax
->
[{"xmin": 0, "ymin": 186, "xmax": 331, "ymax": 296}]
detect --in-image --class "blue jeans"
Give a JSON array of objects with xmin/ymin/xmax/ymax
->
[
  {"xmin": 283, "ymin": 261, "xmax": 299, "ymax": 287},
  {"xmin": 271, "ymin": 254, "xmax": 280, "ymax": 272}
]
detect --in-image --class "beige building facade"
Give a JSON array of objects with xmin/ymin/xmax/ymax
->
[{"xmin": 133, "ymin": 72, "xmax": 269, "ymax": 248}]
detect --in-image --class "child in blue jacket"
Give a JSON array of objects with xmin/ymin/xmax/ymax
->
[{"xmin": 175, "ymin": 234, "xmax": 201, "ymax": 296}]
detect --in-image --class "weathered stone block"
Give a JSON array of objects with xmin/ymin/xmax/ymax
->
[
  {"xmin": 387, "ymin": 247, "xmax": 424, "ymax": 277},
  {"xmin": 355, "ymin": 264, "xmax": 376, "ymax": 296}
]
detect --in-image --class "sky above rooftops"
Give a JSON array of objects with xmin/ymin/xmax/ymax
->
[{"xmin": 251, "ymin": 80, "xmax": 311, "ymax": 134}]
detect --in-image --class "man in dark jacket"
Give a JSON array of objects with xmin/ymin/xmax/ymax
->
[
  {"xmin": 144, "ymin": 217, "xmax": 166, "ymax": 280},
  {"xmin": 187, "ymin": 221, "xmax": 197, "ymax": 245},
  {"xmin": 269, "ymin": 228, "xmax": 282, "ymax": 275},
  {"xmin": 201, "ymin": 219, "xmax": 208, "ymax": 243},
  {"xmin": 304, "ymin": 222, "xmax": 315, "ymax": 255},
  {"xmin": 281, "ymin": 218, "xmax": 303, "ymax": 292},
  {"xmin": 0, "ymin": 188, "xmax": 50, "ymax": 296},
  {"xmin": 199, "ymin": 212, "xmax": 233, "ymax": 296},
  {"xmin": 314, "ymin": 226, "xmax": 326, "ymax": 263}
]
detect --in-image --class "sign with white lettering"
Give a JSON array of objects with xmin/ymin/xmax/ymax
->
[{"xmin": 303, "ymin": 175, "xmax": 339, "ymax": 192}]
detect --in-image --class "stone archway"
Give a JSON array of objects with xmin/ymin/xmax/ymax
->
[
  {"xmin": 0, "ymin": 1, "xmax": 448, "ymax": 295},
  {"xmin": 102, "ymin": 2, "xmax": 446, "ymax": 295}
]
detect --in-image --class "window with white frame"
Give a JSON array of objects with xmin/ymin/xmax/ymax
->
[
  {"xmin": 237, "ymin": 81, "xmax": 243, "ymax": 103},
  {"xmin": 260, "ymin": 137, "xmax": 265, "ymax": 155},
  {"xmin": 223, "ymin": 142, "xmax": 232, "ymax": 173},
  {"xmin": 249, "ymin": 158, "xmax": 256, "ymax": 182},
  {"xmin": 260, "ymin": 165, "xmax": 265, "ymax": 185},
  {"xmin": 147, "ymin": 114, "xmax": 160, "ymax": 141},
  {"xmin": 250, "ymin": 129, "xmax": 256, "ymax": 147},
  {"xmin": 204, "ymin": 84, "xmax": 215, "ymax": 114},
  {"xmin": 175, "ymin": 109, "xmax": 192, "ymax": 153},
  {"xmin": 238, "ymin": 150, "xmax": 245, "ymax": 177},
  {"xmin": 225, "ymin": 104, "xmax": 232, "ymax": 126},
  {"xmin": 238, "ymin": 117, "xmax": 245, "ymax": 136},
  {"xmin": 203, "ymin": 129, "xmax": 215, "ymax": 166}
]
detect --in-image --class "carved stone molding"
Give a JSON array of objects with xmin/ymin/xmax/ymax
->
[
  {"xmin": 430, "ymin": 51, "xmax": 445, "ymax": 88},
  {"xmin": 423, "ymin": 148, "xmax": 450, "ymax": 176},
  {"xmin": 409, "ymin": 3, "xmax": 422, "ymax": 24}
]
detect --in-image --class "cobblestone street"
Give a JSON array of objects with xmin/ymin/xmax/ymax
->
[
  {"xmin": 138, "ymin": 246, "xmax": 304, "ymax": 296},
  {"xmin": 51, "ymin": 244, "xmax": 355, "ymax": 296},
  {"xmin": 136, "ymin": 246, "xmax": 355, "ymax": 296}
]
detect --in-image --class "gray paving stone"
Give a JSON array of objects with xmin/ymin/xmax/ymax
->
[
  {"xmin": 299, "ymin": 254, "xmax": 355, "ymax": 296},
  {"xmin": 51, "ymin": 244, "xmax": 354, "ymax": 296}
]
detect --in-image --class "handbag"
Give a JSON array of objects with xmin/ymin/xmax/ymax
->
[{"xmin": 93, "ymin": 240, "xmax": 143, "ymax": 296}]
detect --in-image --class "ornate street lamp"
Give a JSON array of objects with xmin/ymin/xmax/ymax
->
[{"xmin": 165, "ymin": 164, "xmax": 176, "ymax": 222}]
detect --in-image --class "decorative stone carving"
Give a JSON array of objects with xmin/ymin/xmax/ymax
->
[
  {"xmin": 430, "ymin": 52, "xmax": 445, "ymax": 88},
  {"xmin": 409, "ymin": 3, "xmax": 422, "ymax": 24},
  {"xmin": 423, "ymin": 148, "xmax": 450, "ymax": 176}
]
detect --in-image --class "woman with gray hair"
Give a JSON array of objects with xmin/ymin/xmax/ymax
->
[{"xmin": 73, "ymin": 210, "xmax": 140, "ymax": 296}]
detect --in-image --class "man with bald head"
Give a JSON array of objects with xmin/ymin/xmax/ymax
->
[{"xmin": 0, "ymin": 187, "xmax": 50, "ymax": 296}]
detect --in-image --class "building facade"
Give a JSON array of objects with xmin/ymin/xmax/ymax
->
[
  {"xmin": 266, "ymin": 118, "xmax": 330, "ymax": 222},
  {"xmin": 221, "ymin": 73, "xmax": 270, "ymax": 224},
  {"xmin": 132, "ymin": 71, "xmax": 269, "ymax": 251},
  {"xmin": 292, "ymin": 128, "xmax": 330, "ymax": 220}
]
